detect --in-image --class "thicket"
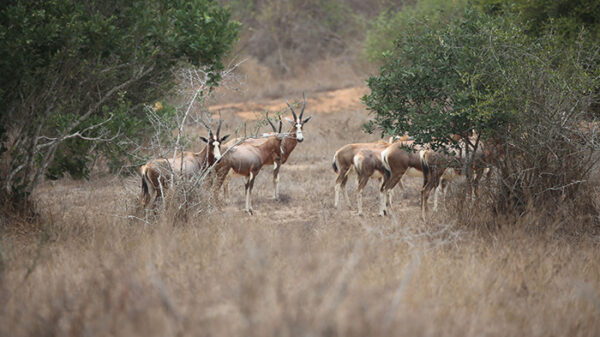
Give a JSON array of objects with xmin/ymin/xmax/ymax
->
[
  {"xmin": 364, "ymin": 0, "xmax": 469, "ymax": 64},
  {"xmin": 0, "ymin": 0, "xmax": 239, "ymax": 211},
  {"xmin": 365, "ymin": 0, "xmax": 600, "ymax": 63},
  {"xmin": 474, "ymin": 0, "xmax": 600, "ymax": 40},
  {"xmin": 363, "ymin": 3, "xmax": 600, "ymax": 225}
]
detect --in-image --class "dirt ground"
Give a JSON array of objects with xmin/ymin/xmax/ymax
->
[
  {"xmin": 2, "ymin": 86, "xmax": 600, "ymax": 337},
  {"xmin": 209, "ymin": 85, "xmax": 408, "ymax": 217}
]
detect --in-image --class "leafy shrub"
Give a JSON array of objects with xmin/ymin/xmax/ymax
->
[
  {"xmin": 490, "ymin": 32, "xmax": 599, "ymax": 216},
  {"xmin": 364, "ymin": 0, "xmax": 468, "ymax": 64},
  {"xmin": 474, "ymin": 0, "xmax": 600, "ymax": 40},
  {"xmin": 364, "ymin": 9, "xmax": 515, "ymax": 152},
  {"xmin": 0, "ymin": 0, "xmax": 240, "ymax": 207},
  {"xmin": 363, "ymin": 6, "xmax": 600, "ymax": 222}
]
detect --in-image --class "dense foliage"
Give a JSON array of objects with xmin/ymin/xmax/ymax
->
[
  {"xmin": 364, "ymin": 9, "xmax": 515, "ymax": 149},
  {"xmin": 364, "ymin": 4, "xmax": 600, "ymax": 216},
  {"xmin": 475, "ymin": 0, "xmax": 600, "ymax": 39},
  {"xmin": 0, "ymin": 0, "xmax": 239, "ymax": 205},
  {"xmin": 364, "ymin": 0, "xmax": 468, "ymax": 64}
]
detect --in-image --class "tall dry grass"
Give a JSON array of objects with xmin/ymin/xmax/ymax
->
[
  {"xmin": 1, "ymin": 111, "xmax": 600, "ymax": 336},
  {"xmin": 4, "ymin": 2, "xmax": 599, "ymax": 334}
]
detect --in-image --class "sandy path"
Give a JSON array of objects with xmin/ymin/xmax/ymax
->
[{"xmin": 209, "ymin": 87, "xmax": 369, "ymax": 120}]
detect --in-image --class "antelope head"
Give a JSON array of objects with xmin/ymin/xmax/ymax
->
[
  {"xmin": 286, "ymin": 93, "xmax": 311, "ymax": 143},
  {"xmin": 200, "ymin": 112, "xmax": 230, "ymax": 162}
]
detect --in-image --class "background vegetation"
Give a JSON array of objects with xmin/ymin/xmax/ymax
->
[
  {"xmin": 363, "ymin": 0, "xmax": 600, "ymax": 224},
  {"xmin": 1, "ymin": 0, "xmax": 600, "ymax": 336},
  {"xmin": 2, "ymin": 103, "xmax": 599, "ymax": 337},
  {"xmin": 0, "ymin": 0, "xmax": 239, "ymax": 210}
]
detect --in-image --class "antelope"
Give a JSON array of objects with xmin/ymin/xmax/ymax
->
[
  {"xmin": 331, "ymin": 135, "xmax": 452, "ymax": 217},
  {"xmin": 214, "ymin": 116, "xmax": 284, "ymax": 215},
  {"xmin": 416, "ymin": 150, "xmax": 467, "ymax": 220},
  {"xmin": 381, "ymin": 133, "xmax": 498, "ymax": 218},
  {"xmin": 387, "ymin": 136, "xmax": 425, "ymax": 189},
  {"xmin": 384, "ymin": 137, "xmax": 459, "ymax": 212},
  {"xmin": 378, "ymin": 142, "xmax": 426, "ymax": 216},
  {"xmin": 222, "ymin": 94, "xmax": 311, "ymax": 200},
  {"xmin": 140, "ymin": 118, "xmax": 229, "ymax": 208},
  {"xmin": 407, "ymin": 138, "xmax": 489, "ymax": 220},
  {"xmin": 332, "ymin": 137, "xmax": 412, "ymax": 216}
]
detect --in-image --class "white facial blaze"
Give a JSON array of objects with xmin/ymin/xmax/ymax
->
[
  {"xmin": 295, "ymin": 119, "xmax": 303, "ymax": 141},
  {"xmin": 213, "ymin": 141, "xmax": 221, "ymax": 160}
]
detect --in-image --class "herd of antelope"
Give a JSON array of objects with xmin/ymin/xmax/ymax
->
[
  {"xmin": 140, "ymin": 95, "xmax": 493, "ymax": 219},
  {"xmin": 140, "ymin": 95, "xmax": 311, "ymax": 215},
  {"xmin": 332, "ymin": 134, "xmax": 490, "ymax": 219}
]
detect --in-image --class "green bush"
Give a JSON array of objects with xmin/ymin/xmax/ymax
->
[
  {"xmin": 364, "ymin": 8, "xmax": 515, "ymax": 150},
  {"xmin": 363, "ymin": 6, "xmax": 600, "ymax": 218},
  {"xmin": 474, "ymin": 0, "xmax": 600, "ymax": 40},
  {"xmin": 0, "ymin": 0, "xmax": 240, "ymax": 206},
  {"xmin": 364, "ymin": 0, "xmax": 468, "ymax": 64}
]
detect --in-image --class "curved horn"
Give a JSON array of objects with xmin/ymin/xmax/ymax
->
[
  {"xmin": 200, "ymin": 117, "xmax": 212, "ymax": 135},
  {"xmin": 266, "ymin": 112, "xmax": 277, "ymax": 132},
  {"xmin": 216, "ymin": 111, "xmax": 222, "ymax": 138},
  {"xmin": 278, "ymin": 115, "xmax": 283, "ymax": 134},
  {"xmin": 300, "ymin": 92, "xmax": 306, "ymax": 119},
  {"xmin": 286, "ymin": 99, "xmax": 297, "ymax": 121}
]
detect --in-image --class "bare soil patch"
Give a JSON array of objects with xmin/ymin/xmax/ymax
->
[{"xmin": 210, "ymin": 87, "xmax": 368, "ymax": 120}]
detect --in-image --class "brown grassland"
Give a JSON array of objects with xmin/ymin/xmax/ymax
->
[{"xmin": 2, "ymin": 75, "xmax": 600, "ymax": 336}]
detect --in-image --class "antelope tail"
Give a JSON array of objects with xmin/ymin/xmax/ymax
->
[
  {"xmin": 332, "ymin": 153, "xmax": 339, "ymax": 173},
  {"xmin": 381, "ymin": 147, "xmax": 391, "ymax": 173},
  {"xmin": 140, "ymin": 165, "xmax": 150, "ymax": 201},
  {"xmin": 382, "ymin": 166, "xmax": 391, "ymax": 181},
  {"xmin": 420, "ymin": 150, "xmax": 430, "ymax": 187},
  {"xmin": 380, "ymin": 147, "xmax": 392, "ymax": 192}
]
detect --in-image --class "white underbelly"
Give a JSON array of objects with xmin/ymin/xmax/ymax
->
[
  {"xmin": 227, "ymin": 170, "xmax": 246, "ymax": 178},
  {"xmin": 404, "ymin": 167, "xmax": 423, "ymax": 178},
  {"xmin": 441, "ymin": 168, "xmax": 462, "ymax": 181},
  {"xmin": 346, "ymin": 166, "xmax": 384, "ymax": 179}
]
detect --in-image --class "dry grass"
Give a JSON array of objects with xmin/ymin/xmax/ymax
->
[{"xmin": 2, "ymin": 95, "xmax": 600, "ymax": 337}]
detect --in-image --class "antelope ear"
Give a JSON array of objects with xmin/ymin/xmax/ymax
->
[
  {"xmin": 220, "ymin": 134, "xmax": 230, "ymax": 142},
  {"xmin": 285, "ymin": 117, "xmax": 294, "ymax": 125},
  {"xmin": 303, "ymin": 116, "xmax": 312, "ymax": 123},
  {"xmin": 200, "ymin": 136, "xmax": 209, "ymax": 143}
]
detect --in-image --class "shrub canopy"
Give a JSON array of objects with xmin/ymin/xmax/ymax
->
[
  {"xmin": 0, "ymin": 0, "xmax": 240, "ymax": 203},
  {"xmin": 363, "ymin": 6, "xmax": 600, "ymax": 215}
]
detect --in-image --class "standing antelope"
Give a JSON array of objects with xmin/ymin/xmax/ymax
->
[
  {"xmin": 416, "ymin": 150, "xmax": 462, "ymax": 220},
  {"xmin": 380, "ymin": 133, "xmax": 496, "ymax": 218},
  {"xmin": 396, "ymin": 138, "xmax": 488, "ymax": 220},
  {"xmin": 332, "ymin": 138, "xmax": 402, "ymax": 216},
  {"xmin": 214, "ymin": 116, "xmax": 285, "ymax": 215},
  {"xmin": 222, "ymin": 94, "xmax": 311, "ymax": 200},
  {"xmin": 377, "ymin": 142, "xmax": 425, "ymax": 216},
  {"xmin": 383, "ymin": 137, "xmax": 458, "ymax": 212},
  {"xmin": 140, "ymin": 118, "xmax": 229, "ymax": 208}
]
